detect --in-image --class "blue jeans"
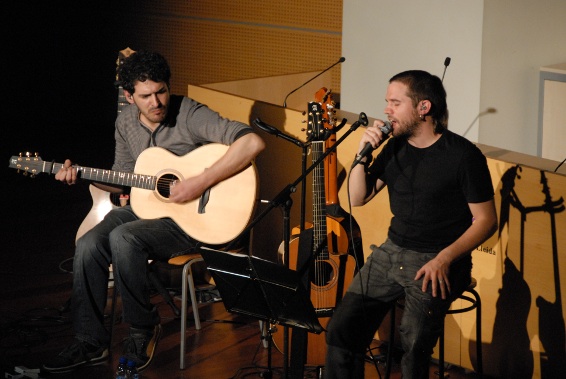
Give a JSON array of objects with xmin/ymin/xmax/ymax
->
[
  {"xmin": 72, "ymin": 206, "xmax": 196, "ymax": 347},
  {"xmin": 325, "ymin": 239, "xmax": 471, "ymax": 379}
]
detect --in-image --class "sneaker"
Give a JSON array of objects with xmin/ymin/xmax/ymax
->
[
  {"xmin": 122, "ymin": 324, "xmax": 162, "ymax": 371},
  {"xmin": 42, "ymin": 339, "xmax": 109, "ymax": 373}
]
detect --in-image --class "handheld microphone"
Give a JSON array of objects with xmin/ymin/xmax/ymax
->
[
  {"xmin": 351, "ymin": 121, "xmax": 392, "ymax": 169},
  {"xmin": 283, "ymin": 57, "xmax": 346, "ymax": 108},
  {"xmin": 441, "ymin": 57, "xmax": 451, "ymax": 82}
]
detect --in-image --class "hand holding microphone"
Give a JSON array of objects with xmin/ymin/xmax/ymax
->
[{"xmin": 351, "ymin": 120, "xmax": 392, "ymax": 169}]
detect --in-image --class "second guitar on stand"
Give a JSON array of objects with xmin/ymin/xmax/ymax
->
[{"xmin": 274, "ymin": 89, "xmax": 364, "ymax": 372}]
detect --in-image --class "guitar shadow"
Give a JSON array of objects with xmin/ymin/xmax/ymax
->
[
  {"xmin": 483, "ymin": 165, "xmax": 533, "ymax": 377},
  {"xmin": 483, "ymin": 165, "xmax": 566, "ymax": 378}
]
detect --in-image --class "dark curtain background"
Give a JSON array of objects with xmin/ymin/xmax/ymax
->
[{"xmin": 1, "ymin": 1, "xmax": 139, "ymax": 297}]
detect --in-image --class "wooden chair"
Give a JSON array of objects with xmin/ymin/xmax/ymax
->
[{"xmin": 167, "ymin": 253, "xmax": 215, "ymax": 370}]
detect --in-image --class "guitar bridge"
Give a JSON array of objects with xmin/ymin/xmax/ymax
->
[{"xmin": 315, "ymin": 308, "xmax": 334, "ymax": 318}]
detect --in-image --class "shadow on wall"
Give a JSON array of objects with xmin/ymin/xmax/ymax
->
[{"xmin": 483, "ymin": 165, "xmax": 566, "ymax": 378}]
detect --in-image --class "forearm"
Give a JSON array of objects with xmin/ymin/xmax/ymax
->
[
  {"xmin": 436, "ymin": 200, "xmax": 498, "ymax": 266},
  {"xmin": 348, "ymin": 159, "xmax": 372, "ymax": 206},
  {"xmin": 200, "ymin": 133, "xmax": 265, "ymax": 188}
]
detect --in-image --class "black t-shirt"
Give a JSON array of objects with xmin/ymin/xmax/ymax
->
[{"xmin": 366, "ymin": 129, "xmax": 494, "ymax": 252}]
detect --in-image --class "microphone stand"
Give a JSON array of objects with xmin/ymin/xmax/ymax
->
[
  {"xmin": 253, "ymin": 118, "xmax": 309, "ymax": 378},
  {"xmin": 226, "ymin": 112, "xmax": 368, "ymax": 378},
  {"xmin": 555, "ymin": 156, "xmax": 566, "ymax": 173},
  {"xmin": 253, "ymin": 118, "xmax": 310, "ymax": 230},
  {"xmin": 283, "ymin": 57, "xmax": 345, "ymax": 108}
]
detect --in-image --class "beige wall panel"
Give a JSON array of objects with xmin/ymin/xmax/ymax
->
[{"xmin": 135, "ymin": 0, "xmax": 342, "ymax": 31}]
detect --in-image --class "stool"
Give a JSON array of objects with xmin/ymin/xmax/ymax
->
[{"xmin": 384, "ymin": 278, "xmax": 482, "ymax": 378}]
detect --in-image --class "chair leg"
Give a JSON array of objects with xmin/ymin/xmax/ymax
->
[
  {"xmin": 187, "ymin": 258, "xmax": 203, "ymax": 330},
  {"xmin": 384, "ymin": 304, "xmax": 396, "ymax": 379},
  {"xmin": 438, "ymin": 319, "xmax": 446, "ymax": 377},
  {"xmin": 180, "ymin": 257, "xmax": 205, "ymax": 370},
  {"xmin": 438, "ymin": 288, "xmax": 482, "ymax": 378},
  {"xmin": 180, "ymin": 262, "xmax": 189, "ymax": 370},
  {"xmin": 470, "ymin": 288, "xmax": 483, "ymax": 377}
]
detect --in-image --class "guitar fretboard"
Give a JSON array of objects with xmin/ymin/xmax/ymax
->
[
  {"xmin": 49, "ymin": 161, "xmax": 156, "ymax": 190},
  {"xmin": 312, "ymin": 140, "xmax": 329, "ymax": 260}
]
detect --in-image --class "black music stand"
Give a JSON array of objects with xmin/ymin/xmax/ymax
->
[{"xmin": 199, "ymin": 246, "xmax": 323, "ymax": 378}]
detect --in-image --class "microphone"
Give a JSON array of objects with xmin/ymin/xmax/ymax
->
[
  {"xmin": 351, "ymin": 121, "xmax": 392, "ymax": 169},
  {"xmin": 253, "ymin": 118, "xmax": 305, "ymax": 147},
  {"xmin": 441, "ymin": 57, "xmax": 451, "ymax": 82},
  {"xmin": 283, "ymin": 57, "xmax": 346, "ymax": 108}
]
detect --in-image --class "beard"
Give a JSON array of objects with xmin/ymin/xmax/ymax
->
[
  {"xmin": 393, "ymin": 110, "xmax": 421, "ymax": 139},
  {"xmin": 144, "ymin": 105, "xmax": 168, "ymax": 124}
]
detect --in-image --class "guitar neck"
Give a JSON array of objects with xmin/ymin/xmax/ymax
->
[
  {"xmin": 116, "ymin": 47, "xmax": 136, "ymax": 115},
  {"xmin": 117, "ymin": 87, "xmax": 129, "ymax": 114},
  {"xmin": 47, "ymin": 161, "xmax": 156, "ymax": 190},
  {"xmin": 312, "ymin": 140, "xmax": 329, "ymax": 258}
]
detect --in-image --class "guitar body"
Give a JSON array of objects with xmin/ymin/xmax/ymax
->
[
  {"xmin": 75, "ymin": 184, "xmax": 117, "ymax": 242},
  {"xmin": 283, "ymin": 218, "xmax": 358, "ymax": 309},
  {"xmin": 325, "ymin": 203, "xmax": 364, "ymax": 266},
  {"xmin": 130, "ymin": 145, "xmax": 258, "ymax": 245},
  {"xmin": 281, "ymin": 216, "xmax": 357, "ymax": 366}
]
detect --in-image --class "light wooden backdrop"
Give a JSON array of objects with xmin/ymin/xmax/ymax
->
[
  {"xmin": 121, "ymin": 1, "xmax": 343, "ymax": 103},
  {"xmin": 189, "ymin": 81, "xmax": 566, "ymax": 378}
]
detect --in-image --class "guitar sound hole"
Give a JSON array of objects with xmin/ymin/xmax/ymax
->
[
  {"xmin": 156, "ymin": 174, "xmax": 179, "ymax": 198},
  {"xmin": 310, "ymin": 260, "xmax": 335, "ymax": 287}
]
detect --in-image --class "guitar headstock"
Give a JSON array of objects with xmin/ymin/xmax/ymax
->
[
  {"xmin": 307, "ymin": 101, "xmax": 326, "ymax": 142},
  {"xmin": 116, "ymin": 47, "xmax": 137, "ymax": 114},
  {"xmin": 9, "ymin": 152, "xmax": 45, "ymax": 177},
  {"xmin": 116, "ymin": 47, "xmax": 136, "ymax": 80},
  {"xmin": 315, "ymin": 87, "xmax": 337, "ymax": 130}
]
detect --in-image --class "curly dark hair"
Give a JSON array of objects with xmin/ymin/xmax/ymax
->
[
  {"xmin": 116, "ymin": 50, "xmax": 171, "ymax": 94},
  {"xmin": 389, "ymin": 70, "xmax": 448, "ymax": 133}
]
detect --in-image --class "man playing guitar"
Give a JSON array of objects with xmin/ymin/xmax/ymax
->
[{"xmin": 42, "ymin": 50, "xmax": 265, "ymax": 374}]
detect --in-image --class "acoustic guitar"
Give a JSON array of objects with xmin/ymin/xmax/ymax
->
[
  {"xmin": 276, "ymin": 91, "xmax": 361, "ymax": 368},
  {"xmin": 9, "ymin": 144, "xmax": 258, "ymax": 245}
]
